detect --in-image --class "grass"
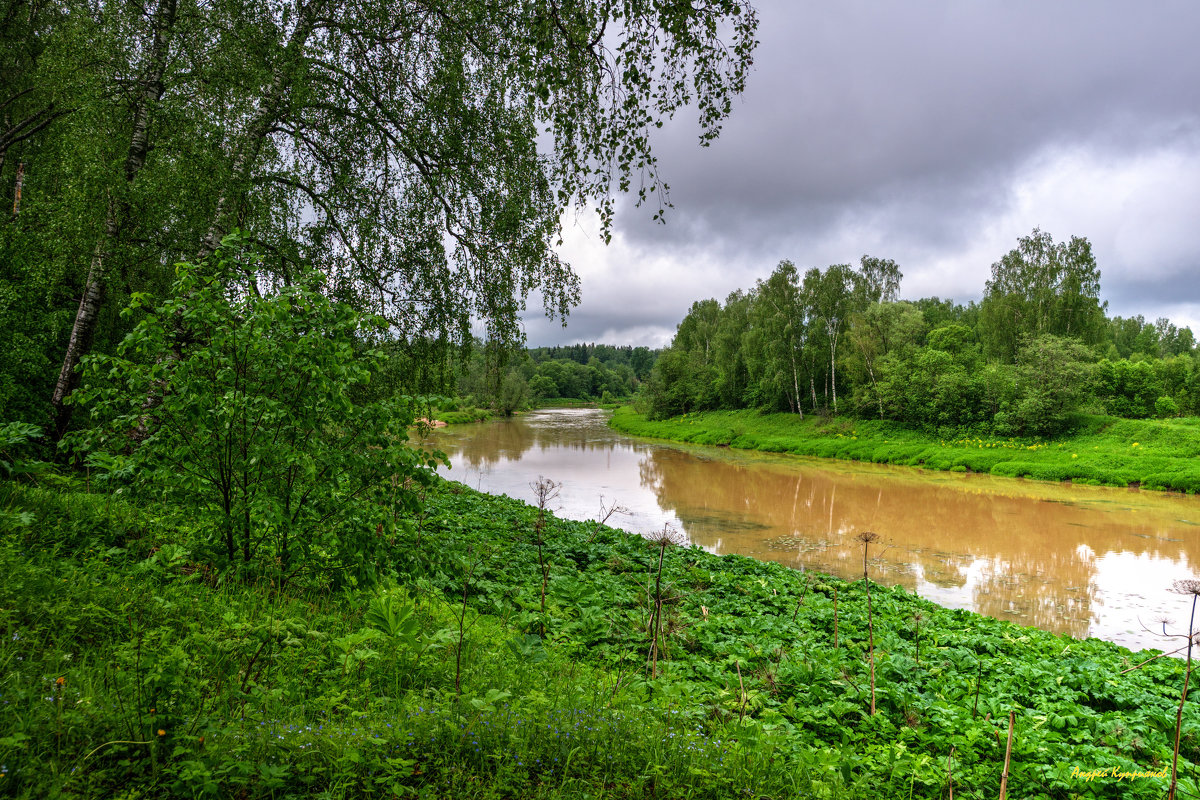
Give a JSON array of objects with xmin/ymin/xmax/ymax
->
[
  {"xmin": 530, "ymin": 397, "xmax": 628, "ymax": 409},
  {"xmin": 2, "ymin": 476, "xmax": 1197, "ymax": 798},
  {"xmin": 427, "ymin": 398, "xmax": 626, "ymax": 425},
  {"xmin": 609, "ymin": 406, "xmax": 1200, "ymax": 493},
  {"xmin": 428, "ymin": 405, "xmax": 492, "ymax": 425}
]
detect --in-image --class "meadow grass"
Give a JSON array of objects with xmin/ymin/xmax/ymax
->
[{"xmin": 610, "ymin": 407, "xmax": 1200, "ymax": 492}]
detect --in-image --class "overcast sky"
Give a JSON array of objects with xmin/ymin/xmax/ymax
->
[{"xmin": 519, "ymin": 0, "xmax": 1200, "ymax": 348}]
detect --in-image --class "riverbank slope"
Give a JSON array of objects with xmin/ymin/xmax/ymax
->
[
  {"xmin": 1, "ymin": 477, "xmax": 1194, "ymax": 798},
  {"xmin": 609, "ymin": 406, "xmax": 1200, "ymax": 492}
]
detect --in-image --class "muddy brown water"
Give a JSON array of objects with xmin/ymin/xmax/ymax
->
[{"xmin": 425, "ymin": 407, "xmax": 1200, "ymax": 654}]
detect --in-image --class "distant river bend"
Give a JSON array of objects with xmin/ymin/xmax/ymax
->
[{"xmin": 425, "ymin": 407, "xmax": 1200, "ymax": 654}]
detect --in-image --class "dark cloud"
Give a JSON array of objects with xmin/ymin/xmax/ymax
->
[{"xmin": 524, "ymin": 0, "xmax": 1200, "ymax": 346}]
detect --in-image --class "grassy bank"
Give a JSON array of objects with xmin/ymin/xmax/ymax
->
[
  {"xmin": 3, "ymin": 477, "xmax": 1197, "ymax": 798},
  {"xmin": 530, "ymin": 398, "xmax": 626, "ymax": 409},
  {"xmin": 610, "ymin": 406, "xmax": 1200, "ymax": 492},
  {"xmin": 427, "ymin": 398, "xmax": 624, "ymax": 425}
]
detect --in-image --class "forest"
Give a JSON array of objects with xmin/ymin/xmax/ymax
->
[{"xmin": 642, "ymin": 229, "xmax": 1200, "ymax": 437}]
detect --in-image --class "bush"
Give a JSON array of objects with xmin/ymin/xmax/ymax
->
[
  {"xmin": 1156, "ymin": 395, "xmax": 1180, "ymax": 418},
  {"xmin": 74, "ymin": 236, "xmax": 441, "ymax": 587}
]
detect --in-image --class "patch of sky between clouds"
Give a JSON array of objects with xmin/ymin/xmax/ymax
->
[{"xmin": 947, "ymin": 129, "xmax": 1200, "ymax": 328}]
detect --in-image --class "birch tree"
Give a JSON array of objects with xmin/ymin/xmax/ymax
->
[
  {"xmin": 41, "ymin": 0, "xmax": 759, "ymax": 435},
  {"xmin": 746, "ymin": 260, "xmax": 808, "ymax": 414},
  {"xmin": 49, "ymin": 0, "xmax": 178, "ymax": 439}
]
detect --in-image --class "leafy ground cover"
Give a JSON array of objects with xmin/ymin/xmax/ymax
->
[
  {"xmin": 1, "ymin": 477, "xmax": 1195, "ymax": 798},
  {"xmin": 610, "ymin": 406, "xmax": 1200, "ymax": 493}
]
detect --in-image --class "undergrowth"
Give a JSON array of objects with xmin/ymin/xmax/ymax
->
[{"xmin": 1, "ymin": 478, "xmax": 1195, "ymax": 798}]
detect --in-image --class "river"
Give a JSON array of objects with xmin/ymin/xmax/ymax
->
[{"xmin": 425, "ymin": 407, "xmax": 1200, "ymax": 653}]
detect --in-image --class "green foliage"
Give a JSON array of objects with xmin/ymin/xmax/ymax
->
[
  {"xmin": 1001, "ymin": 334, "xmax": 1093, "ymax": 437},
  {"xmin": 641, "ymin": 228, "xmax": 1200, "ymax": 441},
  {"xmin": 73, "ymin": 238, "xmax": 440, "ymax": 585},
  {"xmin": 644, "ymin": 346, "xmax": 715, "ymax": 419},
  {"xmin": 5, "ymin": 467, "xmax": 1200, "ymax": 799},
  {"xmin": 1, "ymin": 0, "xmax": 754, "ymax": 444},
  {"xmin": 1156, "ymin": 395, "xmax": 1180, "ymax": 418},
  {"xmin": 979, "ymin": 228, "xmax": 1107, "ymax": 361},
  {"xmin": 612, "ymin": 406, "xmax": 1200, "ymax": 493},
  {"xmin": 451, "ymin": 344, "xmax": 645, "ymax": 411},
  {"xmin": 0, "ymin": 422, "xmax": 48, "ymax": 480},
  {"xmin": 497, "ymin": 371, "xmax": 529, "ymax": 417}
]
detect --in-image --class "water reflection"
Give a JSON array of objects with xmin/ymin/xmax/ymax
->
[{"xmin": 427, "ymin": 408, "xmax": 1200, "ymax": 653}]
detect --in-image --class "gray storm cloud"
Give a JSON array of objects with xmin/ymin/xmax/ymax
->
[{"xmin": 522, "ymin": 0, "xmax": 1200, "ymax": 347}]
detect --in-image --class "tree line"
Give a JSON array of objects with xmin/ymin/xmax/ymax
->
[
  {"xmin": 446, "ymin": 342, "xmax": 659, "ymax": 416},
  {"xmin": 644, "ymin": 229, "xmax": 1199, "ymax": 436}
]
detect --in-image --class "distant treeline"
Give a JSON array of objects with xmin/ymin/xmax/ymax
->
[
  {"xmin": 450, "ymin": 342, "xmax": 660, "ymax": 413},
  {"xmin": 643, "ymin": 228, "xmax": 1200, "ymax": 436}
]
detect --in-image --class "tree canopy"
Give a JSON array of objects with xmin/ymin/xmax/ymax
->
[
  {"xmin": 645, "ymin": 229, "xmax": 1200, "ymax": 436},
  {"xmin": 0, "ymin": 0, "xmax": 759, "ymax": 431}
]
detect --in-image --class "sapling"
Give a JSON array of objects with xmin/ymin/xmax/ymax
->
[
  {"xmin": 857, "ymin": 531, "xmax": 880, "ymax": 715},
  {"xmin": 833, "ymin": 585, "xmax": 839, "ymax": 650},
  {"xmin": 911, "ymin": 611, "xmax": 926, "ymax": 666},
  {"xmin": 972, "ymin": 659, "xmax": 983, "ymax": 719},
  {"xmin": 791, "ymin": 571, "xmax": 812, "ymax": 623},
  {"xmin": 999, "ymin": 710, "xmax": 1015, "ymax": 800},
  {"xmin": 454, "ymin": 546, "xmax": 489, "ymax": 696},
  {"xmin": 735, "ymin": 659, "xmax": 748, "ymax": 723}
]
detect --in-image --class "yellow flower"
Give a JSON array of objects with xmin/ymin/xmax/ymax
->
[
  {"xmin": 55, "ymin": 676, "xmax": 65, "ymax": 686},
  {"xmin": 1132, "ymin": 442, "xmax": 1140, "ymax": 447},
  {"xmin": 158, "ymin": 729, "xmax": 166, "ymax": 736}
]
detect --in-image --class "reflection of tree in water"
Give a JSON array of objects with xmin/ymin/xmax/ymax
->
[{"xmin": 636, "ymin": 448, "xmax": 1198, "ymax": 639}]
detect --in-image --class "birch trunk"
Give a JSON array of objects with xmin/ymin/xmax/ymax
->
[
  {"xmin": 790, "ymin": 350, "xmax": 803, "ymax": 419},
  {"xmin": 130, "ymin": 0, "xmax": 324, "ymax": 442},
  {"xmin": 197, "ymin": 0, "xmax": 325, "ymax": 259},
  {"xmin": 49, "ymin": 0, "xmax": 178, "ymax": 440}
]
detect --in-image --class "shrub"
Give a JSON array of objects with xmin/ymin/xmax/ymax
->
[
  {"xmin": 74, "ymin": 236, "xmax": 441, "ymax": 587},
  {"xmin": 1157, "ymin": 396, "xmax": 1181, "ymax": 418}
]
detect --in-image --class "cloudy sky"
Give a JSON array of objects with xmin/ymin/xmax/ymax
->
[{"xmin": 520, "ymin": 0, "xmax": 1200, "ymax": 348}]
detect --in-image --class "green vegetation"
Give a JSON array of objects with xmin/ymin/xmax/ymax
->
[
  {"xmin": 432, "ymin": 407, "xmax": 493, "ymax": 426},
  {"xmin": 611, "ymin": 406, "xmax": 1200, "ymax": 492},
  {"xmin": 451, "ymin": 343, "xmax": 658, "ymax": 416},
  {"xmin": 421, "ymin": 398, "xmax": 493, "ymax": 426},
  {"xmin": 644, "ymin": 229, "xmax": 1200, "ymax": 439},
  {"xmin": 3, "ymin": 476, "xmax": 1196, "ymax": 798},
  {"xmin": 1, "ymin": 0, "xmax": 749, "ymax": 435},
  {"xmin": 9, "ymin": 3, "xmax": 1200, "ymax": 796}
]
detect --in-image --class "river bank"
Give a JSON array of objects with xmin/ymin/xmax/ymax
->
[
  {"xmin": 609, "ymin": 406, "xmax": 1200, "ymax": 493},
  {"xmin": 1, "ymin": 477, "xmax": 1193, "ymax": 798},
  {"xmin": 430, "ymin": 406, "xmax": 1200, "ymax": 652}
]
